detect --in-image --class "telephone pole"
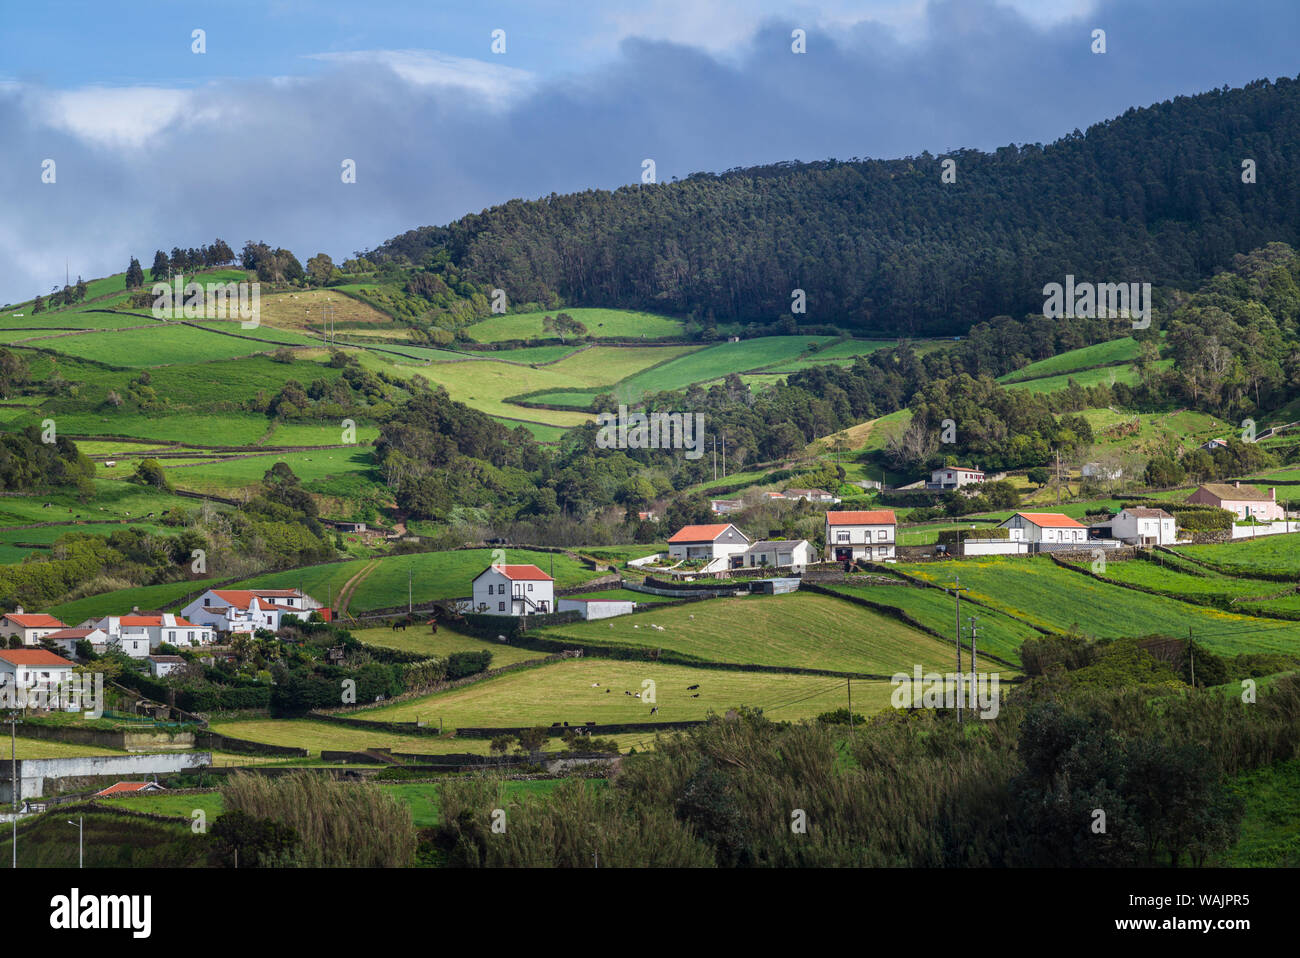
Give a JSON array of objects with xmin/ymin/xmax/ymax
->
[
  {"xmin": 9, "ymin": 714, "xmax": 18, "ymax": 868},
  {"xmin": 953, "ymin": 577, "xmax": 966, "ymax": 724},
  {"xmin": 847, "ymin": 678, "xmax": 854, "ymax": 740},
  {"xmin": 1188, "ymin": 626, "xmax": 1195, "ymax": 687}
]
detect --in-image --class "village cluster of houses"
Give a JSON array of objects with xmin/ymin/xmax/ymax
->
[{"xmin": 0, "ymin": 587, "xmax": 328, "ymax": 685}]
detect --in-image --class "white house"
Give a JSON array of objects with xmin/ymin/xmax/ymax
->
[
  {"xmin": 556, "ymin": 598, "xmax": 634, "ymax": 620},
  {"xmin": 0, "ymin": 648, "xmax": 76, "ymax": 692},
  {"xmin": 0, "ymin": 609, "xmax": 67, "ymax": 647},
  {"xmin": 472, "ymin": 565, "xmax": 555, "ymax": 616},
  {"xmin": 147, "ymin": 655, "xmax": 187, "ymax": 678},
  {"xmin": 44, "ymin": 627, "xmax": 109, "ymax": 658},
  {"xmin": 781, "ymin": 488, "xmax": 841, "ymax": 504},
  {"xmin": 744, "ymin": 539, "xmax": 814, "ymax": 571},
  {"xmin": 667, "ymin": 523, "xmax": 752, "ymax": 567},
  {"xmin": 1081, "ymin": 462, "xmax": 1124, "ymax": 481},
  {"xmin": 825, "ymin": 510, "xmax": 897, "ymax": 562},
  {"xmin": 89, "ymin": 613, "xmax": 214, "ymax": 651},
  {"xmin": 926, "ymin": 466, "xmax": 985, "ymax": 490},
  {"xmin": 1102, "ymin": 507, "xmax": 1177, "ymax": 546},
  {"xmin": 998, "ymin": 512, "xmax": 1088, "ymax": 545},
  {"xmin": 182, "ymin": 589, "xmax": 322, "ymax": 635},
  {"xmin": 709, "ymin": 498, "xmax": 743, "ymax": 515}
]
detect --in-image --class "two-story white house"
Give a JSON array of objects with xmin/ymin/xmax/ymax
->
[
  {"xmin": 1102, "ymin": 507, "xmax": 1178, "ymax": 546},
  {"xmin": 998, "ymin": 512, "xmax": 1088, "ymax": 545},
  {"xmin": 667, "ymin": 523, "xmax": 752, "ymax": 568},
  {"xmin": 88, "ymin": 613, "xmax": 214, "ymax": 652},
  {"xmin": 825, "ymin": 510, "xmax": 897, "ymax": 562},
  {"xmin": 927, "ymin": 466, "xmax": 985, "ymax": 490},
  {"xmin": 0, "ymin": 609, "xmax": 67, "ymax": 647},
  {"xmin": 472, "ymin": 564, "xmax": 554, "ymax": 616},
  {"xmin": 182, "ymin": 589, "xmax": 322, "ymax": 636}
]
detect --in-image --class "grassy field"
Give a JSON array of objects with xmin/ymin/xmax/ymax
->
[
  {"xmin": 230, "ymin": 548, "xmax": 601, "ymax": 612},
  {"xmin": 17, "ymin": 322, "xmax": 320, "ymax": 367},
  {"xmin": 1002, "ymin": 362, "xmax": 1150, "ymax": 393},
  {"xmin": 1175, "ymin": 534, "xmax": 1300, "ymax": 579},
  {"xmin": 536, "ymin": 592, "xmax": 964, "ymax": 674},
  {"xmin": 48, "ymin": 577, "xmax": 223, "ymax": 623},
  {"xmin": 757, "ymin": 338, "xmax": 896, "ymax": 372},
  {"xmin": 0, "ymin": 521, "xmax": 173, "ymax": 564},
  {"xmin": 465, "ymin": 308, "xmax": 684, "ymax": 343},
  {"xmin": 354, "ymin": 657, "xmax": 894, "ymax": 728},
  {"xmin": 999, "ymin": 337, "xmax": 1145, "ymax": 383},
  {"xmin": 9, "ymin": 735, "xmax": 127, "ymax": 758},
  {"xmin": 104, "ymin": 778, "xmax": 579, "ymax": 829},
  {"xmin": 894, "ymin": 557, "xmax": 1300, "ymax": 655},
  {"xmin": 350, "ymin": 624, "xmax": 545, "ymax": 665},
  {"xmin": 165, "ymin": 446, "xmax": 378, "ymax": 494},
  {"xmin": 823, "ymin": 582, "xmax": 1038, "ymax": 666},
  {"xmin": 1217, "ymin": 758, "xmax": 1300, "ymax": 866},
  {"xmin": 0, "ymin": 479, "xmax": 207, "ymax": 526},
  {"xmin": 1089, "ymin": 555, "xmax": 1300, "ymax": 614}
]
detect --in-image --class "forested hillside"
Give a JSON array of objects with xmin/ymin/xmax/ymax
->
[{"xmin": 370, "ymin": 77, "xmax": 1300, "ymax": 336}]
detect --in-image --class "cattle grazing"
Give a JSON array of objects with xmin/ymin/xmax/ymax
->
[
  {"xmin": 650, "ymin": 707, "xmax": 658, "ymax": 714},
  {"xmin": 691, "ymin": 693, "xmax": 700, "ymax": 698},
  {"xmin": 686, "ymin": 684, "xmax": 700, "ymax": 690}
]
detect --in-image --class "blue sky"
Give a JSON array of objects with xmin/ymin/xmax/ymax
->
[{"xmin": 1, "ymin": 0, "xmax": 1298, "ymax": 303}]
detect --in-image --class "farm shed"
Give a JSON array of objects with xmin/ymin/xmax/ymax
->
[
  {"xmin": 749, "ymin": 578, "xmax": 800, "ymax": 595},
  {"xmin": 557, "ymin": 598, "xmax": 634, "ymax": 620}
]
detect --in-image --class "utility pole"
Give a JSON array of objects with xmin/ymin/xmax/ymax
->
[
  {"xmin": 712, "ymin": 437, "xmax": 717, "ymax": 482},
  {"xmin": 722, "ymin": 432, "xmax": 726, "ymax": 478},
  {"xmin": 9, "ymin": 714, "xmax": 16, "ymax": 868},
  {"xmin": 408, "ymin": 568, "xmax": 413, "ymax": 614},
  {"xmin": 969, "ymin": 616, "xmax": 979, "ymax": 717},
  {"xmin": 1055, "ymin": 448, "xmax": 1063, "ymax": 505},
  {"xmin": 954, "ymin": 576, "xmax": 965, "ymax": 724},
  {"xmin": 847, "ymin": 678, "xmax": 853, "ymax": 740},
  {"xmin": 1188, "ymin": 627, "xmax": 1195, "ymax": 687}
]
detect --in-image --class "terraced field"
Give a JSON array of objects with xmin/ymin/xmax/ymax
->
[
  {"xmin": 354, "ymin": 657, "xmax": 892, "ymax": 728},
  {"xmin": 822, "ymin": 582, "xmax": 1038, "ymax": 666},
  {"xmin": 1175, "ymin": 534, "xmax": 1300, "ymax": 579},
  {"xmin": 537, "ymin": 592, "xmax": 965, "ymax": 674},
  {"xmin": 465, "ymin": 307, "xmax": 685, "ymax": 343},
  {"xmin": 893, "ymin": 557, "xmax": 1300, "ymax": 655}
]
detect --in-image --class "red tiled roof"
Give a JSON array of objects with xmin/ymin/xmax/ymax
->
[
  {"xmin": 476, "ymin": 564, "xmax": 553, "ymax": 581},
  {"xmin": 1012, "ymin": 512, "xmax": 1085, "ymax": 528},
  {"xmin": 94, "ymin": 782, "xmax": 162, "ymax": 797},
  {"xmin": 119, "ymin": 615, "xmax": 198, "ymax": 628},
  {"xmin": 826, "ymin": 510, "xmax": 897, "ymax": 525},
  {"xmin": 46, "ymin": 628, "xmax": 96, "ymax": 640},
  {"xmin": 0, "ymin": 649, "xmax": 75, "ymax": 667},
  {"xmin": 209, "ymin": 590, "xmax": 302, "ymax": 610},
  {"xmin": 3, "ymin": 613, "xmax": 66, "ymax": 629},
  {"xmin": 668, "ymin": 523, "xmax": 736, "ymax": 543}
]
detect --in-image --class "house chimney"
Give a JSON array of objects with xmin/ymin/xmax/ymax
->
[
  {"xmin": 1234, "ymin": 481, "xmax": 1240, "ymax": 489},
  {"xmin": 1271, "ymin": 487, "xmax": 1276, "ymax": 500},
  {"xmin": 13, "ymin": 606, "xmax": 22, "ymax": 615},
  {"xmin": 132, "ymin": 606, "xmax": 139, "ymax": 613}
]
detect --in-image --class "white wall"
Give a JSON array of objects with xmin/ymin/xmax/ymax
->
[{"xmin": 557, "ymin": 599, "xmax": 634, "ymax": 620}]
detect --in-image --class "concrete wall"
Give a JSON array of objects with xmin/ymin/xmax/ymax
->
[
  {"xmin": 0, "ymin": 752, "xmax": 212, "ymax": 802},
  {"xmin": 557, "ymin": 599, "xmax": 634, "ymax": 620},
  {"xmin": 1231, "ymin": 521, "xmax": 1300, "ymax": 539},
  {"xmin": 962, "ymin": 540, "xmax": 1029, "ymax": 556}
]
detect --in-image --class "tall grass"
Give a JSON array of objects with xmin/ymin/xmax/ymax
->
[{"xmin": 222, "ymin": 770, "xmax": 416, "ymax": 867}]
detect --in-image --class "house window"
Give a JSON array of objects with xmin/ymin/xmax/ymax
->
[
  {"xmin": 188, "ymin": 632, "xmax": 194, "ymax": 641},
  {"xmin": 204, "ymin": 598, "xmax": 210, "ymax": 606},
  {"xmin": 527, "ymin": 583, "xmax": 533, "ymax": 592},
  {"xmin": 877, "ymin": 530, "xmax": 887, "ymax": 540},
  {"xmin": 498, "ymin": 602, "xmax": 505, "ymax": 612},
  {"xmin": 836, "ymin": 531, "xmax": 850, "ymax": 543},
  {"xmin": 168, "ymin": 631, "xmax": 176, "ymax": 641}
]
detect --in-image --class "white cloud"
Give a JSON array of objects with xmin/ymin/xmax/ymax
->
[
  {"xmin": 305, "ymin": 49, "xmax": 535, "ymax": 109},
  {"xmin": 28, "ymin": 86, "xmax": 193, "ymax": 150}
]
